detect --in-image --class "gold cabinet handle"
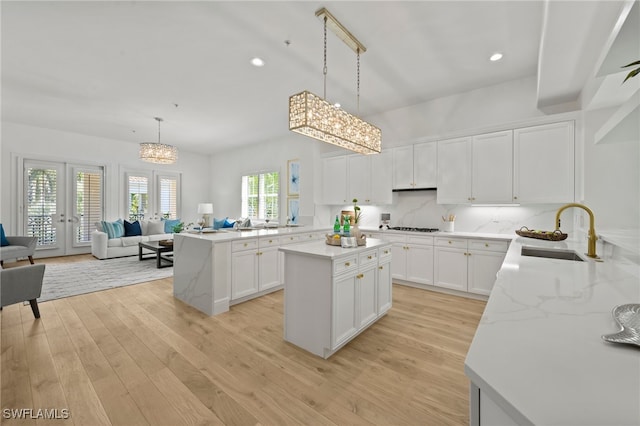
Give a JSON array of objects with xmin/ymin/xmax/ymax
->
[
  {"xmin": 345, "ymin": 262, "xmax": 351, "ymax": 267},
  {"xmin": 244, "ymin": 243, "xmax": 248, "ymax": 247},
  {"xmin": 468, "ymin": 197, "xmax": 471, "ymax": 201},
  {"xmin": 269, "ymin": 239, "xmax": 273, "ymax": 243},
  {"xmin": 448, "ymin": 241, "xmax": 452, "ymax": 244},
  {"xmin": 356, "ymin": 273, "xmax": 364, "ymax": 279},
  {"xmin": 379, "ymin": 266, "xmax": 384, "ymax": 270},
  {"xmin": 514, "ymin": 196, "xmax": 518, "ymax": 200},
  {"xmin": 367, "ymin": 255, "xmax": 373, "ymax": 259},
  {"xmin": 384, "ymin": 250, "xmax": 389, "ymax": 254},
  {"xmin": 290, "ymin": 237, "xmax": 294, "ymax": 240},
  {"xmin": 485, "ymin": 243, "xmax": 489, "ymax": 247}
]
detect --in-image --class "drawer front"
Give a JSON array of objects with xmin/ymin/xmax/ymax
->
[
  {"xmin": 259, "ymin": 237, "xmax": 279, "ymax": 248},
  {"xmin": 435, "ymin": 237, "xmax": 467, "ymax": 249},
  {"xmin": 279, "ymin": 234, "xmax": 301, "ymax": 245},
  {"xmin": 232, "ymin": 238, "xmax": 258, "ymax": 252},
  {"xmin": 382, "ymin": 234, "xmax": 406, "ymax": 244},
  {"xmin": 378, "ymin": 245, "xmax": 392, "ymax": 261},
  {"xmin": 468, "ymin": 239, "xmax": 509, "ymax": 253},
  {"xmin": 334, "ymin": 256, "xmax": 358, "ymax": 276},
  {"xmin": 359, "ymin": 250, "xmax": 378, "ymax": 267},
  {"xmin": 407, "ymin": 235, "xmax": 434, "ymax": 246}
]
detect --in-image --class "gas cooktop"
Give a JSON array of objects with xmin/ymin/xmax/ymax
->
[{"xmin": 388, "ymin": 226, "xmax": 439, "ymax": 233}]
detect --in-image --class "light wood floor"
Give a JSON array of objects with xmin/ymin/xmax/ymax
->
[{"xmin": 1, "ymin": 256, "xmax": 486, "ymax": 425}]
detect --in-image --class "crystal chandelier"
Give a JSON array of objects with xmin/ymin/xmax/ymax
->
[
  {"xmin": 139, "ymin": 117, "xmax": 178, "ymax": 164},
  {"xmin": 289, "ymin": 8, "xmax": 381, "ymax": 155}
]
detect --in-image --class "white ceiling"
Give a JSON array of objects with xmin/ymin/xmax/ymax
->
[{"xmin": 0, "ymin": 1, "xmax": 631, "ymax": 155}]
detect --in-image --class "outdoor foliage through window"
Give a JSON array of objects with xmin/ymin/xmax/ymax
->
[{"xmin": 242, "ymin": 171, "xmax": 279, "ymax": 220}]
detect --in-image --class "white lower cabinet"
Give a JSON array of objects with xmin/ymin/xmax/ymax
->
[
  {"xmin": 377, "ymin": 255, "xmax": 392, "ymax": 315},
  {"xmin": 231, "ymin": 236, "xmax": 282, "ymax": 300},
  {"xmin": 386, "ymin": 234, "xmax": 434, "ymax": 285},
  {"xmin": 434, "ymin": 237, "xmax": 508, "ymax": 295}
]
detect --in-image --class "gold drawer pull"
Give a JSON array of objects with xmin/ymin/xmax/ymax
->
[
  {"xmin": 345, "ymin": 262, "xmax": 351, "ymax": 267},
  {"xmin": 384, "ymin": 250, "xmax": 389, "ymax": 254},
  {"xmin": 379, "ymin": 266, "xmax": 384, "ymax": 270},
  {"xmin": 244, "ymin": 243, "xmax": 248, "ymax": 247},
  {"xmin": 356, "ymin": 273, "xmax": 364, "ymax": 279},
  {"xmin": 448, "ymin": 241, "xmax": 452, "ymax": 244},
  {"xmin": 485, "ymin": 243, "xmax": 489, "ymax": 247},
  {"xmin": 269, "ymin": 239, "xmax": 273, "ymax": 243},
  {"xmin": 367, "ymin": 255, "xmax": 373, "ymax": 259}
]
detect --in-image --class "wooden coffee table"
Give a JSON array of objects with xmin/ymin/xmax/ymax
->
[{"xmin": 138, "ymin": 241, "xmax": 173, "ymax": 268}]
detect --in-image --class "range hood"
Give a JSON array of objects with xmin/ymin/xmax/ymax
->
[{"xmin": 392, "ymin": 187, "xmax": 437, "ymax": 192}]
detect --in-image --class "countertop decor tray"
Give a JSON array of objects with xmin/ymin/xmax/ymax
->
[
  {"xmin": 602, "ymin": 304, "xmax": 640, "ymax": 348},
  {"xmin": 515, "ymin": 226, "xmax": 567, "ymax": 241},
  {"xmin": 158, "ymin": 239, "xmax": 174, "ymax": 246}
]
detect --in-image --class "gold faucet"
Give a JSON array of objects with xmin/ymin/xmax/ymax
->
[{"xmin": 555, "ymin": 203, "xmax": 598, "ymax": 258}]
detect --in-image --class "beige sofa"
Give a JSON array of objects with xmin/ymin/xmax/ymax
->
[{"xmin": 91, "ymin": 220, "xmax": 173, "ymax": 259}]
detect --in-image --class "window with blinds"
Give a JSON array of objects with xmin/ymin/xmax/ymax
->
[
  {"xmin": 26, "ymin": 167, "xmax": 58, "ymax": 246},
  {"xmin": 159, "ymin": 176, "xmax": 178, "ymax": 219},
  {"xmin": 74, "ymin": 169, "xmax": 103, "ymax": 243},
  {"xmin": 128, "ymin": 175, "xmax": 149, "ymax": 221},
  {"xmin": 241, "ymin": 171, "xmax": 279, "ymax": 220}
]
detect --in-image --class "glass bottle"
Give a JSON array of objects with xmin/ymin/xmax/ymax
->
[
  {"xmin": 343, "ymin": 215, "xmax": 351, "ymax": 236},
  {"xmin": 333, "ymin": 215, "xmax": 341, "ymax": 234}
]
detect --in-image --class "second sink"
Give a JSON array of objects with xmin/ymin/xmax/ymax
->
[{"xmin": 521, "ymin": 246, "xmax": 584, "ymax": 262}]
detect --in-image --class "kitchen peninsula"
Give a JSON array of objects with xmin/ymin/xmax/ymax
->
[
  {"xmin": 280, "ymin": 238, "xmax": 392, "ymax": 358},
  {"xmin": 172, "ymin": 227, "xmax": 328, "ymax": 316},
  {"xmin": 465, "ymin": 236, "xmax": 640, "ymax": 425}
]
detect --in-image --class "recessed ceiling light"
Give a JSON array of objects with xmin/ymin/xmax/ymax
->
[
  {"xmin": 250, "ymin": 57, "xmax": 265, "ymax": 67},
  {"xmin": 490, "ymin": 52, "xmax": 503, "ymax": 62}
]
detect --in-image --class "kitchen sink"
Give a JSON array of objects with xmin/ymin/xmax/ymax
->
[{"xmin": 521, "ymin": 246, "xmax": 584, "ymax": 262}]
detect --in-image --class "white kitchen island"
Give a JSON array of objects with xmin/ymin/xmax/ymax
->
[
  {"xmin": 465, "ymin": 236, "xmax": 640, "ymax": 425},
  {"xmin": 279, "ymin": 238, "xmax": 393, "ymax": 359}
]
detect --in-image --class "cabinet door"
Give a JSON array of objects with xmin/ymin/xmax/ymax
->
[
  {"xmin": 392, "ymin": 146, "xmax": 415, "ymax": 189},
  {"xmin": 322, "ymin": 156, "xmax": 348, "ymax": 204},
  {"xmin": 472, "ymin": 131, "xmax": 513, "ymax": 204},
  {"xmin": 413, "ymin": 142, "xmax": 437, "ymax": 188},
  {"xmin": 406, "ymin": 244, "xmax": 434, "ymax": 285},
  {"xmin": 258, "ymin": 246, "xmax": 281, "ymax": 291},
  {"xmin": 348, "ymin": 154, "xmax": 371, "ymax": 203},
  {"xmin": 332, "ymin": 274, "xmax": 357, "ymax": 348},
  {"xmin": 377, "ymin": 260, "xmax": 392, "ymax": 315},
  {"xmin": 390, "ymin": 242, "xmax": 407, "ymax": 280},
  {"xmin": 370, "ymin": 150, "xmax": 393, "ymax": 204},
  {"xmin": 437, "ymin": 137, "xmax": 472, "ymax": 204},
  {"xmin": 357, "ymin": 268, "xmax": 377, "ymax": 328},
  {"xmin": 434, "ymin": 247, "xmax": 467, "ymax": 291},
  {"xmin": 514, "ymin": 121, "xmax": 574, "ymax": 203},
  {"xmin": 231, "ymin": 250, "xmax": 259, "ymax": 299},
  {"xmin": 467, "ymin": 250, "xmax": 505, "ymax": 296}
]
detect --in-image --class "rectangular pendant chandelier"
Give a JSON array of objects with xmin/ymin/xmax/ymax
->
[
  {"xmin": 289, "ymin": 91, "xmax": 381, "ymax": 154},
  {"xmin": 289, "ymin": 8, "xmax": 381, "ymax": 155}
]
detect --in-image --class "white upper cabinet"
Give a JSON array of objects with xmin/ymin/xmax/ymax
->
[
  {"xmin": 513, "ymin": 121, "xmax": 574, "ymax": 203},
  {"xmin": 413, "ymin": 142, "xmax": 438, "ymax": 188},
  {"xmin": 392, "ymin": 146, "xmax": 414, "ymax": 190},
  {"xmin": 437, "ymin": 137, "xmax": 472, "ymax": 204},
  {"xmin": 322, "ymin": 156, "xmax": 348, "ymax": 205},
  {"xmin": 322, "ymin": 151, "xmax": 392, "ymax": 205},
  {"xmin": 472, "ymin": 130, "xmax": 513, "ymax": 204},
  {"xmin": 369, "ymin": 150, "xmax": 393, "ymax": 204},
  {"xmin": 392, "ymin": 142, "xmax": 437, "ymax": 190}
]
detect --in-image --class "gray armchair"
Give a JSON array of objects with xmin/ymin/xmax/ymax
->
[
  {"xmin": 0, "ymin": 264, "xmax": 45, "ymax": 318},
  {"xmin": 0, "ymin": 236, "xmax": 37, "ymax": 268}
]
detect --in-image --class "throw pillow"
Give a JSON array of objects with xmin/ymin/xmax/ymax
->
[
  {"xmin": 213, "ymin": 217, "xmax": 226, "ymax": 230},
  {"xmin": 223, "ymin": 219, "xmax": 235, "ymax": 228},
  {"xmin": 0, "ymin": 223, "xmax": 10, "ymax": 247},
  {"xmin": 162, "ymin": 218, "xmax": 181, "ymax": 233},
  {"xmin": 101, "ymin": 219, "xmax": 124, "ymax": 239},
  {"xmin": 124, "ymin": 220, "xmax": 142, "ymax": 237},
  {"xmin": 146, "ymin": 220, "xmax": 165, "ymax": 235}
]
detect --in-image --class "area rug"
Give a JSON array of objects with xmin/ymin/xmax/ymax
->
[{"xmin": 40, "ymin": 256, "xmax": 173, "ymax": 302}]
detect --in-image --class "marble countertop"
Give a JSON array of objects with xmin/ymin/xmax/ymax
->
[
  {"xmin": 279, "ymin": 238, "xmax": 391, "ymax": 260},
  {"xmin": 361, "ymin": 227, "xmax": 514, "ymax": 241},
  {"xmin": 177, "ymin": 226, "xmax": 331, "ymax": 243},
  {"xmin": 465, "ymin": 236, "xmax": 640, "ymax": 425}
]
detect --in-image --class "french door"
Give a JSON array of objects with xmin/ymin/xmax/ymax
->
[{"xmin": 23, "ymin": 160, "xmax": 104, "ymax": 257}]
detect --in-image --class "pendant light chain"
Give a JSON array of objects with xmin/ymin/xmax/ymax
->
[
  {"xmin": 155, "ymin": 117, "xmax": 163, "ymax": 143},
  {"xmin": 356, "ymin": 48, "xmax": 360, "ymax": 115},
  {"xmin": 323, "ymin": 16, "xmax": 328, "ymax": 100}
]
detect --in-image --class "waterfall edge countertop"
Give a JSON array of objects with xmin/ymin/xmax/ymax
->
[{"xmin": 465, "ymin": 236, "xmax": 640, "ymax": 425}]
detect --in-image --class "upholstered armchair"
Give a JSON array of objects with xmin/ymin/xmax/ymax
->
[
  {"xmin": 0, "ymin": 236, "xmax": 37, "ymax": 268},
  {"xmin": 0, "ymin": 264, "xmax": 45, "ymax": 318}
]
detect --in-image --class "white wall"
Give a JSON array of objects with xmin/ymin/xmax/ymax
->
[
  {"xmin": 0, "ymin": 122, "xmax": 211, "ymax": 234},
  {"xmin": 209, "ymin": 132, "xmax": 327, "ymax": 225}
]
